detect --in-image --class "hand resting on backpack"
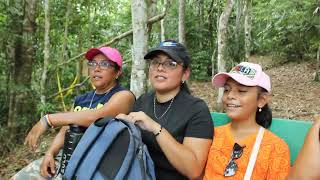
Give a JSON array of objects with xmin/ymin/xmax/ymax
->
[
  {"xmin": 117, "ymin": 111, "xmax": 212, "ymax": 179},
  {"xmin": 117, "ymin": 111, "xmax": 161, "ymax": 135}
]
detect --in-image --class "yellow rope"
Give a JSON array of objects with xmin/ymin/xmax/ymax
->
[{"xmin": 56, "ymin": 72, "xmax": 67, "ymax": 111}]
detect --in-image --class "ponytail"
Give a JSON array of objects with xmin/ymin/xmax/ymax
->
[
  {"xmin": 180, "ymin": 82, "xmax": 191, "ymax": 94},
  {"xmin": 256, "ymin": 88, "xmax": 272, "ymax": 128},
  {"xmin": 256, "ymin": 104, "xmax": 272, "ymax": 128}
]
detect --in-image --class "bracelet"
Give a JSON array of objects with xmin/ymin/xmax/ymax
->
[
  {"xmin": 43, "ymin": 114, "xmax": 54, "ymax": 128},
  {"xmin": 154, "ymin": 126, "xmax": 162, "ymax": 137},
  {"xmin": 40, "ymin": 116, "xmax": 49, "ymax": 129},
  {"xmin": 46, "ymin": 114, "xmax": 53, "ymax": 128}
]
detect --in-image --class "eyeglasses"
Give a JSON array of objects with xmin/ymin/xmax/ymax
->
[
  {"xmin": 224, "ymin": 143, "xmax": 245, "ymax": 177},
  {"xmin": 149, "ymin": 59, "xmax": 180, "ymax": 70},
  {"xmin": 87, "ymin": 60, "xmax": 116, "ymax": 70}
]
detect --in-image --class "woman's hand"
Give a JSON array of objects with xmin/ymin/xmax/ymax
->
[
  {"xmin": 40, "ymin": 152, "xmax": 56, "ymax": 178},
  {"xmin": 24, "ymin": 119, "xmax": 47, "ymax": 151},
  {"xmin": 116, "ymin": 111, "xmax": 161, "ymax": 135}
]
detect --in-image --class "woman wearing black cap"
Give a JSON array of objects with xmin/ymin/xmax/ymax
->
[
  {"xmin": 117, "ymin": 40, "xmax": 213, "ymax": 180},
  {"xmin": 12, "ymin": 46, "xmax": 135, "ymax": 179}
]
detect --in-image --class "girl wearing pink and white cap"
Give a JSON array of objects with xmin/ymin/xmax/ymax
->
[
  {"xmin": 13, "ymin": 46, "xmax": 135, "ymax": 179},
  {"xmin": 204, "ymin": 62, "xmax": 290, "ymax": 180}
]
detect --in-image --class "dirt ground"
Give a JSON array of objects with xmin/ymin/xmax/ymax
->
[
  {"xmin": 1, "ymin": 58, "xmax": 320, "ymax": 179},
  {"xmin": 190, "ymin": 57, "xmax": 320, "ymax": 121}
]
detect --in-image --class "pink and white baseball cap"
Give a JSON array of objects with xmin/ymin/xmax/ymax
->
[
  {"xmin": 85, "ymin": 46, "xmax": 123, "ymax": 69},
  {"xmin": 212, "ymin": 62, "xmax": 271, "ymax": 92}
]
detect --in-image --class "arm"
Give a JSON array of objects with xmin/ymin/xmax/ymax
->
[
  {"xmin": 25, "ymin": 90, "xmax": 135, "ymax": 150},
  {"xmin": 50, "ymin": 90, "xmax": 135, "ymax": 127},
  {"xmin": 156, "ymin": 129, "xmax": 212, "ymax": 179},
  {"xmin": 287, "ymin": 116, "xmax": 320, "ymax": 180},
  {"xmin": 39, "ymin": 126, "xmax": 68, "ymax": 177},
  {"xmin": 117, "ymin": 111, "xmax": 212, "ymax": 179}
]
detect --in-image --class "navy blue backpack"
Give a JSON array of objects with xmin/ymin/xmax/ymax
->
[{"xmin": 63, "ymin": 117, "xmax": 156, "ymax": 180}]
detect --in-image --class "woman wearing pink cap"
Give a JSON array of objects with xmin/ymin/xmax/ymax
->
[
  {"xmin": 12, "ymin": 46, "xmax": 135, "ymax": 179},
  {"xmin": 204, "ymin": 62, "xmax": 290, "ymax": 180}
]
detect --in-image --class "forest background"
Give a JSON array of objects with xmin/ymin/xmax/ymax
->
[{"xmin": 0, "ymin": 0, "xmax": 319, "ymax": 178}]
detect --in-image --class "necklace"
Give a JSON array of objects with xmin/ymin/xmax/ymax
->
[
  {"xmin": 153, "ymin": 95, "xmax": 174, "ymax": 120},
  {"xmin": 88, "ymin": 86, "xmax": 115, "ymax": 109}
]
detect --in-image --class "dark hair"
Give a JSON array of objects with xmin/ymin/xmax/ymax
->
[
  {"xmin": 113, "ymin": 64, "xmax": 120, "ymax": 71},
  {"xmin": 180, "ymin": 82, "xmax": 190, "ymax": 94},
  {"xmin": 256, "ymin": 88, "xmax": 272, "ymax": 128},
  {"xmin": 180, "ymin": 60, "xmax": 191, "ymax": 94}
]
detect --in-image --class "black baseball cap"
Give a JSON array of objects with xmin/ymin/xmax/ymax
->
[{"xmin": 144, "ymin": 40, "xmax": 190, "ymax": 67}]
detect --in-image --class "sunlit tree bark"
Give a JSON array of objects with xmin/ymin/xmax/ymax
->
[
  {"xmin": 160, "ymin": 0, "xmax": 168, "ymax": 41},
  {"xmin": 216, "ymin": 0, "xmax": 234, "ymax": 111},
  {"xmin": 244, "ymin": 0, "xmax": 252, "ymax": 60},
  {"xmin": 40, "ymin": 0, "xmax": 50, "ymax": 116},
  {"xmin": 178, "ymin": 0, "xmax": 186, "ymax": 45},
  {"xmin": 235, "ymin": 0, "xmax": 244, "ymax": 62},
  {"xmin": 131, "ymin": 0, "xmax": 148, "ymax": 97}
]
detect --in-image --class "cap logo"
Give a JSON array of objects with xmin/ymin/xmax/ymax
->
[
  {"xmin": 230, "ymin": 65, "xmax": 256, "ymax": 79},
  {"xmin": 160, "ymin": 41, "xmax": 178, "ymax": 47}
]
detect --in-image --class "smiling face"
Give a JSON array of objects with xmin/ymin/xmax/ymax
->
[
  {"xmin": 89, "ymin": 54, "xmax": 120, "ymax": 93},
  {"xmin": 222, "ymin": 78, "xmax": 268, "ymax": 122},
  {"xmin": 149, "ymin": 53, "xmax": 190, "ymax": 93},
  {"xmin": 148, "ymin": 52, "xmax": 189, "ymax": 94}
]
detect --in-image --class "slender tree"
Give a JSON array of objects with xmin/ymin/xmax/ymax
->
[
  {"xmin": 62, "ymin": 0, "xmax": 72, "ymax": 60},
  {"xmin": 147, "ymin": 0, "xmax": 157, "ymax": 37},
  {"xmin": 235, "ymin": 0, "xmax": 244, "ymax": 62},
  {"xmin": 244, "ymin": 0, "xmax": 252, "ymax": 60},
  {"xmin": 40, "ymin": 0, "xmax": 50, "ymax": 115},
  {"xmin": 161, "ymin": 0, "xmax": 168, "ymax": 41},
  {"xmin": 178, "ymin": 0, "xmax": 186, "ymax": 45},
  {"xmin": 130, "ymin": 0, "xmax": 148, "ymax": 97},
  {"xmin": 216, "ymin": 0, "xmax": 234, "ymax": 111}
]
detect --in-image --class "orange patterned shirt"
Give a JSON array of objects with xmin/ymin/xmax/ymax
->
[{"xmin": 204, "ymin": 123, "xmax": 290, "ymax": 180}]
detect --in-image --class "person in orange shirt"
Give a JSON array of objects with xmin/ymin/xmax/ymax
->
[{"xmin": 204, "ymin": 62, "xmax": 290, "ymax": 180}]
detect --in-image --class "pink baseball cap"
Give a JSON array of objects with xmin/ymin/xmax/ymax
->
[
  {"xmin": 85, "ymin": 46, "xmax": 123, "ymax": 69},
  {"xmin": 212, "ymin": 62, "xmax": 271, "ymax": 92}
]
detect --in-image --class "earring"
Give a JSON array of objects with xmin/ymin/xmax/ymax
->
[
  {"xmin": 181, "ymin": 80, "xmax": 185, "ymax": 84},
  {"xmin": 259, "ymin": 108, "xmax": 262, "ymax": 112}
]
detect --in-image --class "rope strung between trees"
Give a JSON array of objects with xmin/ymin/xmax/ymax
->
[
  {"xmin": 48, "ymin": 13, "xmax": 166, "ymax": 103},
  {"xmin": 57, "ymin": 13, "xmax": 166, "ymax": 67}
]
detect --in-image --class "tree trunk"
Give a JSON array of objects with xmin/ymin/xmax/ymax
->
[
  {"xmin": 8, "ymin": 0, "xmax": 37, "ymax": 128},
  {"xmin": 40, "ymin": 0, "xmax": 50, "ymax": 116},
  {"xmin": 198, "ymin": 0, "xmax": 203, "ymax": 49},
  {"xmin": 178, "ymin": 0, "xmax": 186, "ymax": 45},
  {"xmin": 62, "ymin": 0, "xmax": 72, "ymax": 60},
  {"xmin": 216, "ymin": 0, "xmax": 234, "ymax": 111},
  {"xmin": 235, "ymin": 0, "xmax": 243, "ymax": 63},
  {"xmin": 244, "ymin": 0, "xmax": 252, "ymax": 60},
  {"xmin": 77, "ymin": 32, "xmax": 83, "ymax": 90},
  {"xmin": 147, "ymin": 0, "xmax": 157, "ymax": 38},
  {"xmin": 130, "ymin": 0, "xmax": 148, "ymax": 98},
  {"xmin": 211, "ymin": 0, "xmax": 220, "ymax": 77},
  {"xmin": 160, "ymin": 0, "xmax": 168, "ymax": 41}
]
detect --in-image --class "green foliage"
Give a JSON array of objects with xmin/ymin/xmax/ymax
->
[
  {"xmin": 190, "ymin": 50, "xmax": 211, "ymax": 81},
  {"xmin": 0, "ymin": 0, "xmax": 318, "ymax": 162},
  {"xmin": 252, "ymin": 0, "xmax": 319, "ymax": 61}
]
